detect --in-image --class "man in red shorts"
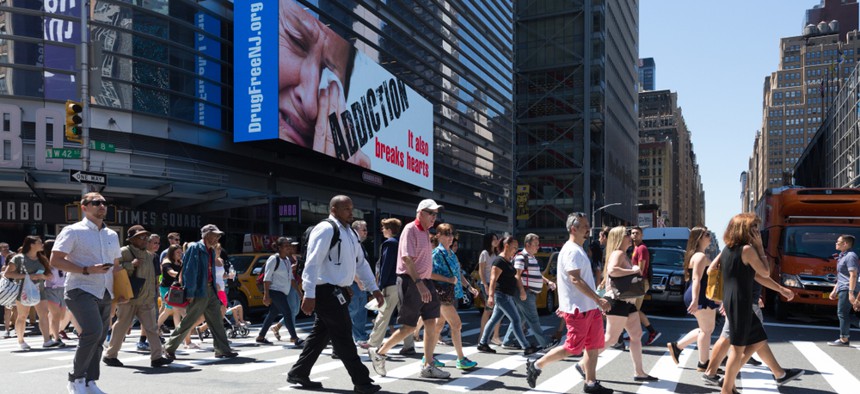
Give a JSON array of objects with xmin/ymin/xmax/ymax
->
[{"xmin": 525, "ymin": 212, "xmax": 611, "ymax": 394}]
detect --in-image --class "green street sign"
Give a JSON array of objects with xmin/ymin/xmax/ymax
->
[
  {"xmin": 46, "ymin": 148, "xmax": 81, "ymax": 159},
  {"xmin": 89, "ymin": 140, "xmax": 116, "ymax": 153}
]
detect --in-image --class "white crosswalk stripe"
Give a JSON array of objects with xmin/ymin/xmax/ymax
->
[
  {"xmin": 525, "ymin": 349, "xmax": 623, "ymax": 394},
  {"xmin": 638, "ymin": 347, "xmax": 693, "ymax": 393},
  {"xmin": 792, "ymin": 340, "xmax": 860, "ymax": 394},
  {"xmin": 439, "ymin": 354, "xmax": 527, "ymax": 392}
]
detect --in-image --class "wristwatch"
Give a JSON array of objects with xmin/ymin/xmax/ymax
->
[{"xmin": 82, "ymin": 266, "xmax": 90, "ymax": 275}]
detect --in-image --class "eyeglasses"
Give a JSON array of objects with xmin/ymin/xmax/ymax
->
[
  {"xmin": 422, "ymin": 210, "xmax": 438, "ymax": 216},
  {"xmin": 134, "ymin": 234, "xmax": 148, "ymax": 240},
  {"xmin": 86, "ymin": 200, "xmax": 107, "ymax": 206}
]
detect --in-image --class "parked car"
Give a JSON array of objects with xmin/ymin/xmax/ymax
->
[
  {"xmin": 642, "ymin": 227, "xmax": 690, "ymax": 250},
  {"xmin": 645, "ymin": 247, "xmax": 686, "ymax": 311}
]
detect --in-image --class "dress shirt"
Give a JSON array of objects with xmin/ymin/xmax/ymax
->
[
  {"xmin": 52, "ymin": 217, "xmax": 122, "ymax": 299},
  {"xmin": 301, "ymin": 215, "xmax": 378, "ymax": 298}
]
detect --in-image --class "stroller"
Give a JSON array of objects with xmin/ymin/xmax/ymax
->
[{"xmin": 200, "ymin": 313, "xmax": 249, "ymax": 339}]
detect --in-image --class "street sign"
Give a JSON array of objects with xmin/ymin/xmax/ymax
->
[
  {"xmin": 89, "ymin": 140, "xmax": 116, "ymax": 153},
  {"xmin": 46, "ymin": 148, "xmax": 81, "ymax": 159},
  {"xmin": 69, "ymin": 170, "xmax": 107, "ymax": 185}
]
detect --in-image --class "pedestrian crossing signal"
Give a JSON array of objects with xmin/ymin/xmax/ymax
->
[{"xmin": 65, "ymin": 100, "xmax": 83, "ymax": 143}]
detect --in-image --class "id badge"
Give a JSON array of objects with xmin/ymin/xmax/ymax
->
[{"xmin": 334, "ymin": 288, "xmax": 347, "ymax": 305}]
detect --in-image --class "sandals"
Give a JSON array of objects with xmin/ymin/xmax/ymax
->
[{"xmin": 270, "ymin": 326, "xmax": 281, "ymax": 341}]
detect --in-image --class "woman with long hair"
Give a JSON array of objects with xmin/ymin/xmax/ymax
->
[
  {"xmin": 719, "ymin": 213, "xmax": 794, "ymax": 394},
  {"xmin": 666, "ymin": 227, "xmax": 719, "ymax": 370},
  {"xmin": 476, "ymin": 236, "xmax": 537, "ymax": 355},
  {"xmin": 156, "ymin": 245, "xmax": 197, "ymax": 349},
  {"xmin": 599, "ymin": 226, "xmax": 656, "ymax": 382},
  {"xmin": 2, "ymin": 236, "xmax": 53, "ymax": 350},
  {"xmin": 430, "ymin": 224, "xmax": 480, "ymax": 370},
  {"xmin": 478, "ymin": 233, "xmax": 502, "ymax": 345}
]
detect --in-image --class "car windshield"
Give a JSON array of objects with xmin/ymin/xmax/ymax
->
[
  {"xmin": 229, "ymin": 255, "xmax": 255, "ymax": 274},
  {"xmin": 643, "ymin": 240, "xmax": 687, "ymax": 250},
  {"xmin": 782, "ymin": 226, "xmax": 860, "ymax": 259},
  {"xmin": 649, "ymin": 248, "xmax": 684, "ymax": 269}
]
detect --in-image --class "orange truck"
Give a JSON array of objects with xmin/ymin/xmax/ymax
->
[{"xmin": 756, "ymin": 186, "xmax": 860, "ymax": 320}]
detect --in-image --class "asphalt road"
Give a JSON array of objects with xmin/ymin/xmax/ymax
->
[{"xmin": 1, "ymin": 307, "xmax": 858, "ymax": 394}]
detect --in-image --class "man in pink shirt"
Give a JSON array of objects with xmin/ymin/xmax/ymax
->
[{"xmin": 369, "ymin": 199, "xmax": 450, "ymax": 379}]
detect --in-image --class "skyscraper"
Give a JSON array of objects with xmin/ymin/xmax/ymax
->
[
  {"xmin": 639, "ymin": 57, "xmax": 656, "ymax": 91},
  {"xmin": 515, "ymin": 0, "xmax": 639, "ymax": 245}
]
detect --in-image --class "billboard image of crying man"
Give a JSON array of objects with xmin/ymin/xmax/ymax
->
[{"xmin": 235, "ymin": 0, "xmax": 434, "ymax": 191}]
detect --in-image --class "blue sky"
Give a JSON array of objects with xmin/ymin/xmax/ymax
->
[{"xmin": 640, "ymin": 0, "xmax": 820, "ymax": 243}]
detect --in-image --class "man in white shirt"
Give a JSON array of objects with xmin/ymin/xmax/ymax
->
[
  {"xmin": 524, "ymin": 212, "xmax": 612, "ymax": 394},
  {"xmin": 51, "ymin": 192, "xmax": 122, "ymax": 394},
  {"xmin": 287, "ymin": 195, "xmax": 384, "ymax": 394},
  {"xmin": 256, "ymin": 237, "xmax": 302, "ymax": 346}
]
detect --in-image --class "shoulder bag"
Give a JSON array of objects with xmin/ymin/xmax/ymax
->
[
  {"xmin": 609, "ymin": 273, "xmax": 646, "ymax": 299},
  {"xmin": 434, "ymin": 251, "xmax": 456, "ymax": 304},
  {"xmin": 165, "ymin": 281, "xmax": 188, "ymax": 308},
  {"xmin": 705, "ymin": 263, "xmax": 723, "ymax": 302}
]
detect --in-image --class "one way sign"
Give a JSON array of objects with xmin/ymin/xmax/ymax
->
[{"xmin": 69, "ymin": 170, "xmax": 107, "ymax": 185}]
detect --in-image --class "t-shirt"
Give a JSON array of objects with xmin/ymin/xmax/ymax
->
[
  {"xmin": 491, "ymin": 256, "xmax": 519, "ymax": 296},
  {"xmin": 10, "ymin": 254, "xmax": 47, "ymax": 290},
  {"xmin": 396, "ymin": 220, "xmax": 433, "ymax": 279},
  {"xmin": 479, "ymin": 250, "xmax": 496, "ymax": 288},
  {"xmin": 836, "ymin": 250, "xmax": 859, "ymax": 292},
  {"xmin": 263, "ymin": 254, "xmax": 293, "ymax": 294},
  {"xmin": 631, "ymin": 243, "xmax": 651, "ymax": 281},
  {"xmin": 514, "ymin": 251, "xmax": 544, "ymax": 294},
  {"xmin": 557, "ymin": 240, "xmax": 598, "ymax": 314},
  {"xmin": 160, "ymin": 260, "xmax": 181, "ymax": 287}
]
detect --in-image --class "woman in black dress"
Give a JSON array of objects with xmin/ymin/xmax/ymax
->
[{"xmin": 719, "ymin": 213, "xmax": 793, "ymax": 394}]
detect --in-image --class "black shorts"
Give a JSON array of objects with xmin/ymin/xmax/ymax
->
[
  {"xmin": 605, "ymin": 297, "xmax": 638, "ymax": 317},
  {"xmin": 396, "ymin": 275, "xmax": 441, "ymax": 327}
]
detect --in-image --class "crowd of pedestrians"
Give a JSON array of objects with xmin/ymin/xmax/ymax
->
[{"xmin": 2, "ymin": 193, "xmax": 858, "ymax": 394}]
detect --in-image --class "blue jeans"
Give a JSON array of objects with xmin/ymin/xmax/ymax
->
[
  {"xmin": 279, "ymin": 286, "xmax": 301, "ymax": 339},
  {"xmin": 259, "ymin": 290, "xmax": 298, "ymax": 339},
  {"xmin": 503, "ymin": 292, "xmax": 548, "ymax": 347},
  {"xmin": 481, "ymin": 292, "xmax": 529, "ymax": 348},
  {"xmin": 837, "ymin": 289, "xmax": 859, "ymax": 339},
  {"xmin": 348, "ymin": 282, "xmax": 368, "ymax": 342}
]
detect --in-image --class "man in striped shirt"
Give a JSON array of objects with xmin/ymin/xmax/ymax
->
[{"xmin": 502, "ymin": 233, "xmax": 555, "ymax": 349}]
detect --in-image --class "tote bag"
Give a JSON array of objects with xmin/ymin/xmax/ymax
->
[
  {"xmin": 113, "ymin": 268, "xmax": 133, "ymax": 303},
  {"xmin": 19, "ymin": 269, "xmax": 40, "ymax": 307},
  {"xmin": 0, "ymin": 277, "xmax": 21, "ymax": 307},
  {"xmin": 705, "ymin": 266, "xmax": 723, "ymax": 302}
]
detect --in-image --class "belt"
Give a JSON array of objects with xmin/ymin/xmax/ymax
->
[{"xmin": 317, "ymin": 283, "xmax": 350, "ymax": 292}]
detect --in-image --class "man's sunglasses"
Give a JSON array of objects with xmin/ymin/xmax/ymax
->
[{"xmin": 85, "ymin": 200, "xmax": 107, "ymax": 206}]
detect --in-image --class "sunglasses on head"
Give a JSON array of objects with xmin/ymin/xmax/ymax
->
[{"xmin": 86, "ymin": 200, "xmax": 107, "ymax": 206}]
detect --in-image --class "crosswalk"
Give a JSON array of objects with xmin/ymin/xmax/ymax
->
[{"xmin": 2, "ymin": 318, "xmax": 859, "ymax": 393}]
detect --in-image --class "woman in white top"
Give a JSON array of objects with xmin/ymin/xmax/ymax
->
[
  {"xmin": 2, "ymin": 236, "xmax": 52, "ymax": 350},
  {"xmin": 478, "ymin": 233, "xmax": 501, "ymax": 345},
  {"xmin": 601, "ymin": 227, "xmax": 657, "ymax": 382}
]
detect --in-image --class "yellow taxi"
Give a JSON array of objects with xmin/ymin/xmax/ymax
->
[{"xmin": 227, "ymin": 253, "xmax": 270, "ymax": 311}]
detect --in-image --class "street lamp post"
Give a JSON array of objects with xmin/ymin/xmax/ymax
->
[{"xmin": 591, "ymin": 202, "xmax": 622, "ymax": 237}]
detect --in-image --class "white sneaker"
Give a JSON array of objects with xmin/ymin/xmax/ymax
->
[
  {"xmin": 19, "ymin": 341, "xmax": 31, "ymax": 351},
  {"xmin": 367, "ymin": 347, "xmax": 387, "ymax": 376},
  {"xmin": 67, "ymin": 378, "xmax": 87, "ymax": 394},
  {"xmin": 85, "ymin": 380, "xmax": 107, "ymax": 394},
  {"xmin": 44, "ymin": 339, "xmax": 61, "ymax": 348}
]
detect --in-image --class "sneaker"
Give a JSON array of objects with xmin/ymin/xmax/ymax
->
[
  {"xmin": 136, "ymin": 342, "xmax": 150, "ymax": 351},
  {"xmin": 746, "ymin": 357, "xmax": 762, "ymax": 366},
  {"xmin": 4, "ymin": 330, "xmax": 13, "ymax": 339},
  {"xmin": 420, "ymin": 364, "xmax": 451, "ymax": 379},
  {"xmin": 456, "ymin": 357, "xmax": 478, "ymax": 370},
  {"xmin": 356, "ymin": 340, "xmax": 371, "ymax": 349},
  {"xmin": 293, "ymin": 338, "xmax": 305, "ymax": 348},
  {"xmin": 43, "ymin": 339, "xmax": 61, "ymax": 348},
  {"xmin": 102, "ymin": 357, "xmax": 123, "ymax": 367},
  {"xmin": 701, "ymin": 373, "xmax": 722, "ymax": 387},
  {"xmin": 85, "ymin": 380, "xmax": 107, "ymax": 394},
  {"xmin": 666, "ymin": 342, "xmax": 682, "ymax": 365},
  {"xmin": 774, "ymin": 368, "xmax": 804, "ymax": 386},
  {"xmin": 437, "ymin": 338, "xmax": 453, "ymax": 346},
  {"xmin": 697, "ymin": 359, "xmax": 710, "ymax": 372},
  {"xmin": 610, "ymin": 341, "xmax": 626, "ymax": 351},
  {"xmin": 477, "ymin": 343, "xmax": 496, "ymax": 353},
  {"xmin": 255, "ymin": 336, "xmax": 273, "ymax": 345},
  {"xmin": 547, "ymin": 337, "xmax": 561, "ymax": 348},
  {"xmin": 523, "ymin": 346, "xmax": 539, "ymax": 356},
  {"xmin": 354, "ymin": 383, "xmax": 382, "ymax": 394},
  {"xmin": 195, "ymin": 327, "xmax": 205, "ymax": 342},
  {"xmin": 526, "ymin": 359, "xmax": 542, "ymax": 388},
  {"xmin": 19, "ymin": 342, "xmax": 31, "ymax": 351},
  {"xmin": 645, "ymin": 331, "xmax": 662, "ymax": 346},
  {"xmin": 827, "ymin": 339, "xmax": 850, "ymax": 347},
  {"xmin": 398, "ymin": 346, "xmax": 417, "ymax": 355},
  {"xmin": 633, "ymin": 375, "xmax": 659, "ymax": 382},
  {"xmin": 368, "ymin": 348, "xmax": 387, "ymax": 376},
  {"xmin": 56, "ymin": 340, "xmax": 67, "ymax": 348},
  {"xmin": 575, "ymin": 362, "xmax": 585, "ymax": 378},
  {"xmin": 160, "ymin": 324, "xmax": 171, "ymax": 334},
  {"xmin": 422, "ymin": 356, "xmax": 445, "ymax": 367},
  {"xmin": 502, "ymin": 341, "xmax": 522, "ymax": 350},
  {"xmin": 583, "ymin": 381, "xmax": 613, "ymax": 394},
  {"xmin": 67, "ymin": 378, "xmax": 87, "ymax": 394},
  {"xmin": 59, "ymin": 331, "xmax": 70, "ymax": 340},
  {"xmin": 184, "ymin": 342, "xmax": 200, "ymax": 350}
]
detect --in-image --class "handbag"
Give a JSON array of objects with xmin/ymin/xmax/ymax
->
[
  {"xmin": 165, "ymin": 282, "xmax": 188, "ymax": 308},
  {"xmin": 19, "ymin": 266, "xmax": 40, "ymax": 307},
  {"xmin": 0, "ymin": 276, "xmax": 20, "ymax": 307},
  {"xmin": 610, "ymin": 273, "xmax": 646, "ymax": 299},
  {"xmin": 434, "ymin": 250, "xmax": 457, "ymax": 304},
  {"xmin": 706, "ymin": 264, "xmax": 723, "ymax": 302},
  {"xmin": 113, "ymin": 268, "xmax": 133, "ymax": 302}
]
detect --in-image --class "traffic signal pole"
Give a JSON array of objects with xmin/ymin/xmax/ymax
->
[{"xmin": 80, "ymin": 0, "xmax": 91, "ymax": 194}]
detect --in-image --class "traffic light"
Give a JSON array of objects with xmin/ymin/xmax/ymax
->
[{"xmin": 65, "ymin": 100, "xmax": 83, "ymax": 143}]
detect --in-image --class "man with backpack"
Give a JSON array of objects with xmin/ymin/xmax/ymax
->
[
  {"xmin": 255, "ymin": 237, "xmax": 302, "ymax": 346},
  {"xmin": 287, "ymin": 195, "xmax": 383, "ymax": 394}
]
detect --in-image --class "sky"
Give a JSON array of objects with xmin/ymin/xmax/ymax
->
[{"xmin": 639, "ymin": 0, "xmax": 821, "ymax": 244}]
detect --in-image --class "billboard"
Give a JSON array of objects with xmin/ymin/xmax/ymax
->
[{"xmin": 234, "ymin": 0, "xmax": 434, "ymax": 190}]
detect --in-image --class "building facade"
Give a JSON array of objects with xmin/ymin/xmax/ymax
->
[
  {"xmin": 638, "ymin": 57, "xmax": 655, "ymax": 91},
  {"xmin": 514, "ymin": 0, "xmax": 638, "ymax": 245},
  {"xmin": 795, "ymin": 58, "xmax": 860, "ymax": 188},
  {"xmin": 745, "ymin": 0, "xmax": 860, "ymax": 207},
  {"xmin": 638, "ymin": 90, "xmax": 704, "ymax": 228},
  {"xmin": 0, "ymin": 0, "xmax": 514, "ymax": 265}
]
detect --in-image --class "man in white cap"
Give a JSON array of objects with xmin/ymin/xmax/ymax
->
[
  {"xmin": 163, "ymin": 224, "xmax": 237, "ymax": 360},
  {"xmin": 369, "ymin": 199, "xmax": 450, "ymax": 379}
]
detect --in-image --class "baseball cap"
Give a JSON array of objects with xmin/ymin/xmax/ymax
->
[
  {"xmin": 126, "ymin": 225, "xmax": 151, "ymax": 241},
  {"xmin": 200, "ymin": 224, "xmax": 224, "ymax": 237},
  {"xmin": 416, "ymin": 199, "xmax": 443, "ymax": 212}
]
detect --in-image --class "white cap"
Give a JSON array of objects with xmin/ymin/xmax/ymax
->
[{"xmin": 416, "ymin": 199, "xmax": 443, "ymax": 212}]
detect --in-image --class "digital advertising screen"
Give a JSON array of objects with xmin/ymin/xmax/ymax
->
[{"xmin": 234, "ymin": 0, "xmax": 434, "ymax": 191}]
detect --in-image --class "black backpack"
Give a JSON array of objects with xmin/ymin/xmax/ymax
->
[{"xmin": 300, "ymin": 218, "xmax": 341, "ymax": 263}]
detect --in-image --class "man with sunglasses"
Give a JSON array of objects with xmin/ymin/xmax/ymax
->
[
  {"xmin": 369, "ymin": 199, "xmax": 451, "ymax": 380},
  {"xmin": 51, "ymin": 193, "xmax": 122, "ymax": 394}
]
